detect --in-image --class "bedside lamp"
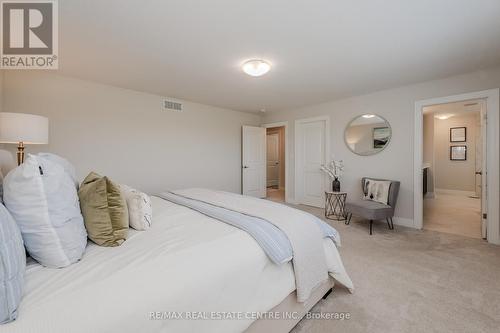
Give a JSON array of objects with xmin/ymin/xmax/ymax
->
[{"xmin": 0, "ymin": 112, "xmax": 49, "ymax": 165}]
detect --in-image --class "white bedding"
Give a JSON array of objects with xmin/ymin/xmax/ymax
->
[
  {"xmin": 168, "ymin": 188, "xmax": 327, "ymax": 302},
  {"xmin": 1, "ymin": 196, "xmax": 349, "ymax": 333}
]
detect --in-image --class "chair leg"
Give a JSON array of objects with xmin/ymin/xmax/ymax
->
[
  {"xmin": 346, "ymin": 212, "xmax": 352, "ymax": 225},
  {"xmin": 390, "ymin": 217, "xmax": 394, "ymax": 230},
  {"xmin": 322, "ymin": 288, "xmax": 333, "ymax": 300},
  {"xmin": 386, "ymin": 218, "xmax": 391, "ymax": 230},
  {"xmin": 369, "ymin": 220, "xmax": 373, "ymax": 235}
]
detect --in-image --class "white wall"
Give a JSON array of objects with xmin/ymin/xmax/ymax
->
[
  {"xmin": 262, "ymin": 66, "xmax": 500, "ymax": 227},
  {"xmin": 434, "ymin": 113, "xmax": 479, "ymax": 192},
  {"xmin": 0, "ymin": 70, "xmax": 3, "ymax": 104},
  {"xmin": 0, "ymin": 70, "xmax": 14, "ymax": 178},
  {"xmin": 1, "ymin": 72, "xmax": 261, "ymax": 194}
]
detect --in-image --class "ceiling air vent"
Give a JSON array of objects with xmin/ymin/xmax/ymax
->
[{"xmin": 163, "ymin": 99, "xmax": 183, "ymax": 112}]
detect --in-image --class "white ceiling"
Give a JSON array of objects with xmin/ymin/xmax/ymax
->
[{"xmin": 58, "ymin": 0, "xmax": 500, "ymax": 112}]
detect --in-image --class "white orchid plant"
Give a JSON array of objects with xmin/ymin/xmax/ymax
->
[{"xmin": 320, "ymin": 160, "xmax": 344, "ymax": 181}]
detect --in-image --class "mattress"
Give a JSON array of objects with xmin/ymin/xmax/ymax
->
[{"xmin": 1, "ymin": 196, "xmax": 345, "ymax": 333}]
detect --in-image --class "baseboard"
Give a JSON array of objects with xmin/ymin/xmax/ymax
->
[
  {"xmin": 393, "ymin": 217, "xmax": 415, "ymax": 228},
  {"xmin": 435, "ymin": 188, "xmax": 476, "ymax": 196},
  {"xmin": 424, "ymin": 192, "xmax": 435, "ymax": 199},
  {"xmin": 489, "ymin": 238, "xmax": 500, "ymax": 246}
]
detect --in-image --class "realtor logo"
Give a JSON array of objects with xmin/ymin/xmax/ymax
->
[{"xmin": 1, "ymin": 0, "xmax": 58, "ymax": 69}]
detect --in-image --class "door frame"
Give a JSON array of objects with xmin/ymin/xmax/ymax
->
[
  {"xmin": 262, "ymin": 121, "xmax": 290, "ymax": 203},
  {"xmin": 265, "ymin": 132, "xmax": 280, "ymax": 187},
  {"xmin": 294, "ymin": 116, "xmax": 330, "ymax": 207},
  {"xmin": 414, "ymin": 89, "xmax": 500, "ymax": 245}
]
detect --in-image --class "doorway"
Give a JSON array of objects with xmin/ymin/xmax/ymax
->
[
  {"xmin": 242, "ymin": 122, "xmax": 290, "ymax": 201},
  {"xmin": 422, "ymin": 100, "xmax": 484, "ymax": 238},
  {"xmin": 414, "ymin": 89, "xmax": 500, "ymax": 245},
  {"xmin": 266, "ymin": 126, "xmax": 285, "ymax": 202}
]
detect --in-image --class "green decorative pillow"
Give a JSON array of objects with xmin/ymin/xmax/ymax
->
[{"xmin": 78, "ymin": 172, "xmax": 129, "ymax": 246}]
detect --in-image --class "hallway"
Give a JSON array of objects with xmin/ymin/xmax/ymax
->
[
  {"xmin": 266, "ymin": 187, "xmax": 285, "ymax": 203},
  {"xmin": 423, "ymin": 190, "xmax": 482, "ymax": 239}
]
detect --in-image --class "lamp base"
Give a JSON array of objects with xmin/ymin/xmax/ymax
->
[{"xmin": 17, "ymin": 142, "xmax": 25, "ymax": 165}]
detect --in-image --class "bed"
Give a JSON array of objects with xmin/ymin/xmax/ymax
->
[{"xmin": 1, "ymin": 195, "xmax": 351, "ymax": 333}]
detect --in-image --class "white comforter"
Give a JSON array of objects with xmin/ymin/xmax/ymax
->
[
  {"xmin": 169, "ymin": 188, "xmax": 348, "ymax": 302},
  {"xmin": 1, "ymin": 196, "xmax": 351, "ymax": 333}
]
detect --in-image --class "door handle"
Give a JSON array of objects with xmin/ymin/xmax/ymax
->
[
  {"xmin": 476, "ymin": 171, "xmax": 482, "ymax": 175},
  {"xmin": 275, "ymin": 162, "xmax": 279, "ymax": 165},
  {"xmin": 243, "ymin": 166, "xmax": 249, "ymax": 169}
]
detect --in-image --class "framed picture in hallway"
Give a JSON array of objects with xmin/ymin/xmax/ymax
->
[
  {"xmin": 450, "ymin": 145, "xmax": 467, "ymax": 161},
  {"xmin": 450, "ymin": 127, "xmax": 466, "ymax": 142}
]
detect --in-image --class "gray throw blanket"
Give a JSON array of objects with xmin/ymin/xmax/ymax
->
[{"xmin": 163, "ymin": 188, "xmax": 329, "ymax": 302}]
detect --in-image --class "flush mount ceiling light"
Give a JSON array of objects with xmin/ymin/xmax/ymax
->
[
  {"xmin": 362, "ymin": 114, "xmax": 375, "ymax": 119},
  {"xmin": 242, "ymin": 59, "xmax": 271, "ymax": 77},
  {"xmin": 435, "ymin": 113, "xmax": 454, "ymax": 120}
]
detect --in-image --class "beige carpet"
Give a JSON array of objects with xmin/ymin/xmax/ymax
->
[
  {"xmin": 290, "ymin": 205, "xmax": 500, "ymax": 333},
  {"xmin": 424, "ymin": 191, "xmax": 482, "ymax": 239},
  {"xmin": 266, "ymin": 187, "xmax": 285, "ymax": 203}
]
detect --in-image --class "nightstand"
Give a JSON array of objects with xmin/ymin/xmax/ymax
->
[{"xmin": 325, "ymin": 191, "xmax": 347, "ymax": 221}]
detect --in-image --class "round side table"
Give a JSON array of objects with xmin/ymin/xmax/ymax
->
[{"xmin": 325, "ymin": 191, "xmax": 347, "ymax": 221}]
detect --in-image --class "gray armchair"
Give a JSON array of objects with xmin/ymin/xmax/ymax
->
[{"xmin": 345, "ymin": 177, "xmax": 400, "ymax": 235}]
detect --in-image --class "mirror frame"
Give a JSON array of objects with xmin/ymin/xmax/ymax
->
[{"xmin": 344, "ymin": 114, "xmax": 392, "ymax": 156}]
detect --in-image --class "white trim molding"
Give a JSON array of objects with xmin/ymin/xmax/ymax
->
[
  {"xmin": 424, "ymin": 192, "xmax": 435, "ymax": 199},
  {"xmin": 414, "ymin": 89, "xmax": 500, "ymax": 245},
  {"xmin": 434, "ymin": 188, "xmax": 476, "ymax": 197},
  {"xmin": 393, "ymin": 217, "xmax": 415, "ymax": 228},
  {"xmin": 261, "ymin": 121, "xmax": 291, "ymax": 203}
]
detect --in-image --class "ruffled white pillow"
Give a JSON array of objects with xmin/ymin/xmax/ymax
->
[
  {"xmin": 120, "ymin": 185, "xmax": 152, "ymax": 231},
  {"xmin": 3, "ymin": 154, "xmax": 87, "ymax": 268},
  {"xmin": 0, "ymin": 203, "xmax": 25, "ymax": 324}
]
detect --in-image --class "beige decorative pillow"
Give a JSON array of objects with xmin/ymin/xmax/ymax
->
[
  {"xmin": 78, "ymin": 172, "xmax": 129, "ymax": 246},
  {"xmin": 120, "ymin": 184, "xmax": 152, "ymax": 231},
  {"xmin": 363, "ymin": 179, "xmax": 391, "ymax": 205}
]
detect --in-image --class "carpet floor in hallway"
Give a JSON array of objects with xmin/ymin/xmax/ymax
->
[{"xmin": 423, "ymin": 190, "xmax": 482, "ymax": 239}]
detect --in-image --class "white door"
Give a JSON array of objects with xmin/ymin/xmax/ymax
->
[
  {"xmin": 474, "ymin": 115, "xmax": 482, "ymax": 197},
  {"xmin": 242, "ymin": 126, "xmax": 266, "ymax": 198},
  {"xmin": 266, "ymin": 133, "xmax": 280, "ymax": 187},
  {"xmin": 480, "ymin": 101, "xmax": 488, "ymax": 239},
  {"xmin": 295, "ymin": 117, "xmax": 329, "ymax": 207}
]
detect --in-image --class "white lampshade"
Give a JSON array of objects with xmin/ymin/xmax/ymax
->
[{"xmin": 0, "ymin": 112, "xmax": 49, "ymax": 144}]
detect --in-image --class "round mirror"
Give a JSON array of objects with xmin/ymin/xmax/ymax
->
[{"xmin": 344, "ymin": 114, "xmax": 391, "ymax": 156}]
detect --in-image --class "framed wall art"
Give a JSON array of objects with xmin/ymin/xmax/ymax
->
[
  {"xmin": 450, "ymin": 145, "xmax": 467, "ymax": 161},
  {"xmin": 450, "ymin": 127, "xmax": 466, "ymax": 142}
]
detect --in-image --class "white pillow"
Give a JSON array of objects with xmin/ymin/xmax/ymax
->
[
  {"xmin": 37, "ymin": 152, "xmax": 79, "ymax": 188},
  {"xmin": 363, "ymin": 179, "xmax": 391, "ymax": 205},
  {"xmin": 3, "ymin": 154, "xmax": 87, "ymax": 268},
  {"xmin": 120, "ymin": 184, "xmax": 152, "ymax": 231},
  {"xmin": 0, "ymin": 203, "xmax": 25, "ymax": 324}
]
